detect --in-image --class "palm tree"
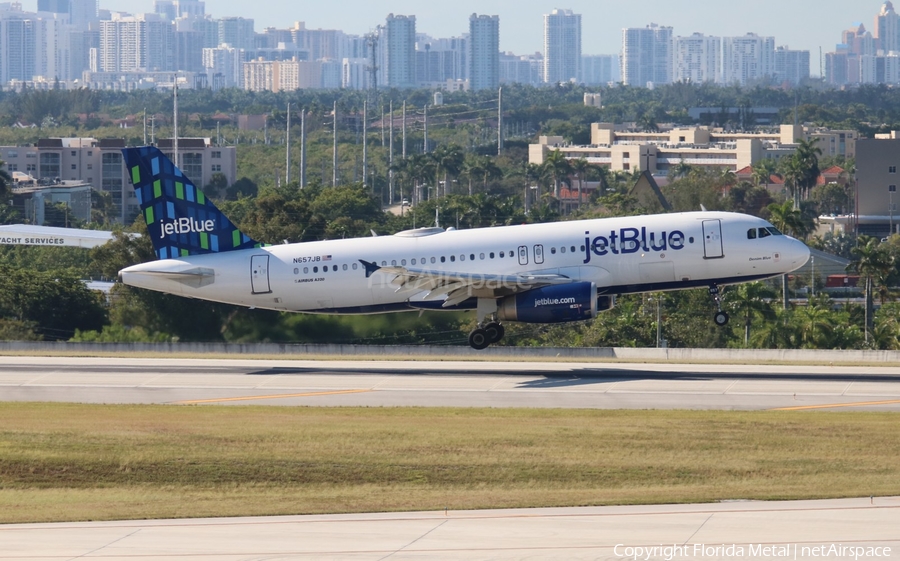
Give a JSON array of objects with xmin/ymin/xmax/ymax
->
[
  {"xmin": 542, "ymin": 149, "xmax": 571, "ymax": 199},
  {"xmin": 460, "ymin": 155, "xmax": 485, "ymax": 196},
  {"xmin": 847, "ymin": 235, "xmax": 893, "ymax": 338},
  {"xmin": 794, "ymin": 137, "xmax": 823, "ymax": 201},
  {"xmin": 476, "ymin": 156, "xmax": 502, "ymax": 191},
  {"xmin": 794, "ymin": 297, "xmax": 835, "ymax": 348},
  {"xmin": 432, "ymin": 144, "xmax": 465, "ymax": 197},
  {"xmin": 766, "ymin": 200, "xmax": 812, "ymax": 239},
  {"xmin": 726, "ymin": 282, "xmax": 776, "ymax": 347},
  {"xmin": 569, "ymin": 158, "xmax": 591, "ymax": 210},
  {"xmin": 671, "ymin": 159, "xmax": 692, "ymax": 180},
  {"xmin": 751, "ymin": 159, "xmax": 777, "ymax": 189}
]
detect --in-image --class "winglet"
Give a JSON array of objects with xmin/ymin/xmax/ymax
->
[
  {"xmin": 121, "ymin": 146, "xmax": 261, "ymax": 259},
  {"xmin": 359, "ymin": 259, "xmax": 380, "ymax": 278}
]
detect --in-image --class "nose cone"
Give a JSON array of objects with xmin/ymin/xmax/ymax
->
[{"xmin": 787, "ymin": 237, "xmax": 811, "ymax": 270}]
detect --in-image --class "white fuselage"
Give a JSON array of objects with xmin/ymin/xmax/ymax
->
[{"xmin": 120, "ymin": 211, "xmax": 810, "ymax": 315}]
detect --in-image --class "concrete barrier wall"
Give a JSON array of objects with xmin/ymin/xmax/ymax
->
[{"xmin": 1, "ymin": 341, "xmax": 899, "ymax": 363}]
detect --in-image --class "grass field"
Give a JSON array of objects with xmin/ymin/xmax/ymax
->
[{"xmin": 1, "ymin": 403, "xmax": 898, "ymax": 523}]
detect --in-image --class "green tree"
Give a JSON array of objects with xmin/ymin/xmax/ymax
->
[
  {"xmin": 542, "ymin": 149, "xmax": 571, "ymax": 199},
  {"xmin": 726, "ymin": 282, "xmax": 775, "ymax": 347},
  {"xmin": 847, "ymin": 235, "xmax": 893, "ymax": 338}
]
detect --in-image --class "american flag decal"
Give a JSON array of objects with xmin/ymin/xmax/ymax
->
[{"xmin": 323, "ymin": 255, "xmax": 332, "ymax": 261}]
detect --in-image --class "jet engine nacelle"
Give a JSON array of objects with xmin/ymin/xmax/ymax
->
[{"xmin": 497, "ymin": 282, "xmax": 598, "ymax": 324}]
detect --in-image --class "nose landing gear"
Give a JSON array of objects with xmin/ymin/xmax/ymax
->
[{"xmin": 709, "ymin": 285, "xmax": 729, "ymax": 326}]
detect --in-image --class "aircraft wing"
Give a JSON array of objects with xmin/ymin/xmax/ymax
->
[{"xmin": 359, "ymin": 260, "xmax": 574, "ymax": 307}]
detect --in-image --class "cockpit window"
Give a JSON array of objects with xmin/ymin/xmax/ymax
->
[
  {"xmin": 758, "ymin": 227, "xmax": 772, "ymax": 238},
  {"xmin": 747, "ymin": 228, "xmax": 757, "ymax": 239},
  {"xmin": 766, "ymin": 226, "xmax": 783, "ymax": 236}
]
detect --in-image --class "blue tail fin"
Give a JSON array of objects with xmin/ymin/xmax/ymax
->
[{"xmin": 122, "ymin": 146, "xmax": 261, "ymax": 259}]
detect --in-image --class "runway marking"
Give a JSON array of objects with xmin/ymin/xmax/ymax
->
[
  {"xmin": 772, "ymin": 398, "xmax": 900, "ymax": 411},
  {"xmin": 174, "ymin": 389, "xmax": 373, "ymax": 404}
]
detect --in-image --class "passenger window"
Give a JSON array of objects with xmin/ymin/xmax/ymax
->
[
  {"xmin": 342, "ymin": 264, "xmax": 347, "ymax": 271},
  {"xmin": 460, "ymin": 254, "xmax": 466, "ymax": 261},
  {"xmin": 431, "ymin": 257, "xmax": 436, "ymax": 264},
  {"xmin": 441, "ymin": 256, "xmax": 446, "ymax": 263},
  {"xmin": 747, "ymin": 229, "xmax": 757, "ymax": 239},
  {"xmin": 450, "ymin": 255, "xmax": 456, "ymax": 262},
  {"xmin": 294, "ymin": 268, "xmax": 299, "ymax": 274},
  {"xmin": 313, "ymin": 266, "xmax": 318, "ymax": 273},
  {"xmin": 392, "ymin": 260, "xmax": 397, "ymax": 266},
  {"xmin": 561, "ymin": 246, "xmax": 566, "ymax": 253},
  {"xmin": 411, "ymin": 258, "xmax": 416, "ymax": 265},
  {"xmin": 381, "ymin": 261, "xmax": 387, "ymax": 266},
  {"xmin": 304, "ymin": 267, "xmax": 309, "ymax": 274},
  {"xmin": 570, "ymin": 246, "xmax": 576, "ymax": 253},
  {"xmin": 352, "ymin": 263, "xmax": 358, "ymax": 270},
  {"xmin": 580, "ymin": 245, "xmax": 585, "ymax": 251},
  {"xmin": 490, "ymin": 252, "xmax": 495, "ymax": 258},
  {"xmin": 333, "ymin": 265, "xmax": 338, "ymax": 271},
  {"xmin": 499, "ymin": 251, "xmax": 505, "ymax": 258},
  {"xmin": 401, "ymin": 259, "xmax": 407, "ymax": 266},
  {"xmin": 509, "ymin": 250, "xmax": 514, "ymax": 257},
  {"xmin": 551, "ymin": 247, "xmax": 557, "ymax": 254},
  {"xmin": 480, "ymin": 253, "xmax": 485, "ymax": 260}
]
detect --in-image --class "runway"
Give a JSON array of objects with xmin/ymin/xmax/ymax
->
[
  {"xmin": 3, "ymin": 356, "xmax": 900, "ymax": 410},
  {"xmin": 1, "ymin": 497, "xmax": 897, "ymax": 560}
]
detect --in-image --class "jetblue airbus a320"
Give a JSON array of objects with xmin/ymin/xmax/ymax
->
[{"xmin": 119, "ymin": 147, "xmax": 810, "ymax": 349}]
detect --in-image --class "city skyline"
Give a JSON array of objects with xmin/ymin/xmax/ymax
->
[{"xmin": 24, "ymin": 0, "xmax": 882, "ymax": 63}]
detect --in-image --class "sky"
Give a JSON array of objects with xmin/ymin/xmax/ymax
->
[{"xmin": 28, "ymin": 0, "xmax": 887, "ymax": 62}]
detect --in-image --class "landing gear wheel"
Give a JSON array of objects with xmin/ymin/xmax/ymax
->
[
  {"xmin": 484, "ymin": 322, "xmax": 505, "ymax": 344},
  {"xmin": 468, "ymin": 328, "xmax": 491, "ymax": 350},
  {"xmin": 714, "ymin": 311, "xmax": 729, "ymax": 326}
]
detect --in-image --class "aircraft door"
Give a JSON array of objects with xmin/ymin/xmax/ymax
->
[
  {"xmin": 534, "ymin": 244, "xmax": 544, "ymax": 265},
  {"xmin": 251, "ymin": 254, "xmax": 272, "ymax": 294},
  {"xmin": 518, "ymin": 245, "xmax": 528, "ymax": 266},
  {"xmin": 702, "ymin": 219, "xmax": 724, "ymax": 259}
]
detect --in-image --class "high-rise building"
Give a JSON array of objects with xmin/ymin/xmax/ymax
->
[
  {"xmin": 203, "ymin": 45, "xmax": 244, "ymax": 88},
  {"xmin": 415, "ymin": 33, "xmax": 467, "ymax": 85},
  {"xmin": 383, "ymin": 13, "xmax": 416, "ymax": 88},
  {"xmin": 218, "ymin": 16, "xmax": 254, "ymax": 50},
  {"xmin": 99, "ymin": 13, "xmax": 175, "ymax": 72},
  {"xmin": 621, "ymin": 23, "xmax": 672, "ymax": 86},
  {"xmin": 37, "ymin": 0, "xmax": 69, "ymax": 14},
  {"xmin": 773, "ymin": 47, "xmax": 810, "ymax": 86},
  {"xmin": 876, "ymin": 1, "xmax": 900, "ymax": 53},
  {"xmin": 500, "ymin": 51, "xmax": 542, "ymax": 85},
  {"xmin": 175, "ymin": 0, "xmax": 205, "ymax": 18},
  {"xmin": 580, "ymin": 54, "xmax": 619, "ymax": 84},
  {"xmin": 0, "ymin": 6, "xmax": 36, "ymax": 84},
  {"xmin": 672, "ymin": 33, "xmax": 720, "ymax": 83},
  {"xmin": 468, "ymin": 14, "xmax": 498, "ymax": 91},
  {"xmin": 722, "ymin": 33, "xmax": 774, "ymax": 85},
  {"xmin": 543, "ymin": 9, "xmax": 580, "ymax": 84},
  {"xmin": 154, "ymin": 0, "xmax": 176, "ymax": 22}
]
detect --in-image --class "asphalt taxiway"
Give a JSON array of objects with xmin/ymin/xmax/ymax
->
[{"xmin": 2, "ymin": 356, "xmax": 900, "ymax": 410}]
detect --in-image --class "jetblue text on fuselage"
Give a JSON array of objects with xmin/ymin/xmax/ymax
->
[
  {"xmin": 159, "ymin": 217, "xmax": 215, "ymax": 238},
  {"xmin": 583, "ymin": 227, "xmax": 686, "ymax": 264}
]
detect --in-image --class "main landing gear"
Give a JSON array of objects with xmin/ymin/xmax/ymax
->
[
  {"xmin": 469, "ymin": 298, "xmax": 505, "ymax": 349},
  {"xmin": 708, "ymin": 284, "xmax": 729, "ymax": 326},
  {"xmin": 469, "ymin": 321, "xmax": 505, "ymax": 350}
]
